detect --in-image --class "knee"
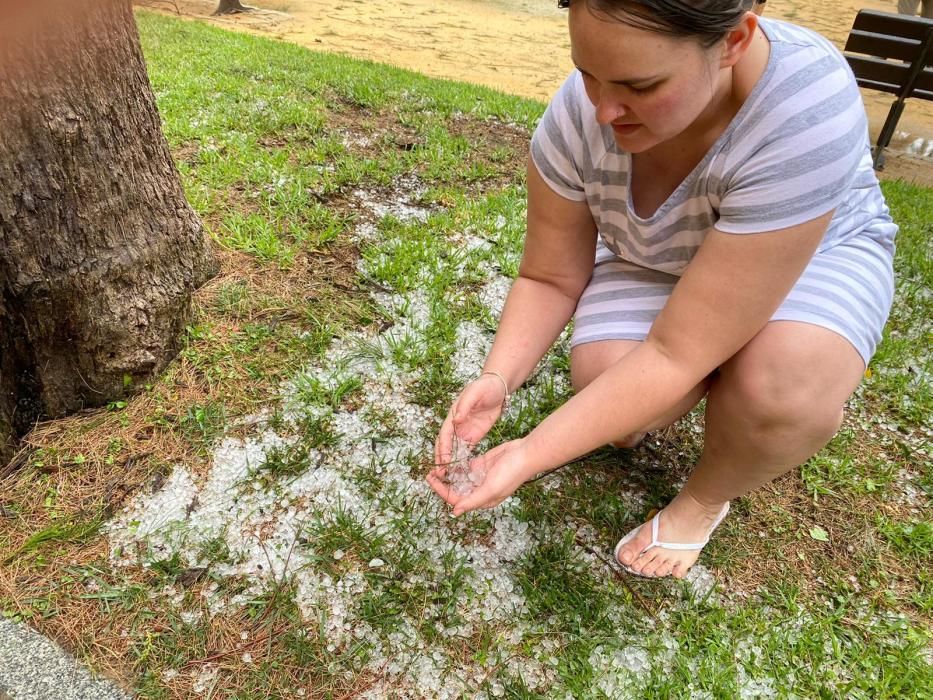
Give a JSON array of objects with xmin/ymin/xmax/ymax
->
[
  {"xmin": 721, "ymin": 359, "xmax": 844, "ymax": 441},
  {"xmin": 570, "ymin": 341, "xmax": 640, "ymax": 394}
]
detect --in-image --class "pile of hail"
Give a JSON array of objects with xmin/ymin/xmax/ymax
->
[{"xmin": 444, "ymin": 434, "xmax": 487, "ymax": 496}]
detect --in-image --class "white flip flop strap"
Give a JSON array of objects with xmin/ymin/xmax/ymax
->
[
  {"xmin": 642, "ymin": 512, "xmax": 708, "ymax": 552},
  {"xmin": 648, "ymin": 540, "xmax": 708, "ymax": 551}
]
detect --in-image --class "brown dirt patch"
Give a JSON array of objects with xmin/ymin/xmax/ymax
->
[
  {"xmin": 322, "ymin": 103, "xmax": 531, "ymax": 194},
  {"xmin": 0, "ymin": 128, "xmax": 368, "ymax": 687}
]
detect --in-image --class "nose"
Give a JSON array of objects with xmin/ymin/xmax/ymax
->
[{"xmin": 594, "ymin": 92, "xmax": 627, "ymax": 125}]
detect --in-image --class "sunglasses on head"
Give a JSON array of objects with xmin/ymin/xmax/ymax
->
[{"xmin": 557, "ymin": 0, "xmax": 570, "ymax": 7}]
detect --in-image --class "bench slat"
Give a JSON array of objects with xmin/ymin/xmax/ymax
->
[
  {"xmin": 844, "ymin": 30, "xmax": 922, "ymax": 62},
  {"xmin": 846, "ymin": 55, "xmax": 910, "ymax": 88},
  {"xmin": 855, "ymin": 78, "xmax": 901, "ymax": 96},
  {"xmin": 853, "ymin": 79, "xmax": 932, "ymax": 100},
  {"xmin": 849, "ymin": 62, "xmax": 933, "ymax": 97},
  {"xmin": 851, "ymin": 10, "xmax": 933, "ymax": 42}
]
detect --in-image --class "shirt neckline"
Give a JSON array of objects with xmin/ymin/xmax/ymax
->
[{"xmin": 621, "ymin": 17, "xmax": 780, "ymax": 225}]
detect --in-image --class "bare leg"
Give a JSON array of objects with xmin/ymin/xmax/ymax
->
[
  {"xmin": 571, "ymin": 339, "xmax": 710, "ymax": 445},
  {"xmin": 618, "ymin": 322, "xmax": 866, "ymax": 578}
]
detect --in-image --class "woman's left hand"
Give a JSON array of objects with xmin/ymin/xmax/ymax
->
[{"xmin": 426, "ymin": 438, "xmax": 536, "ymax": 517}]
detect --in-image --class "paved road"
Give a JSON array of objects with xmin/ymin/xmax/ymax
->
[{"xmin": 0, "ymin": 619, "xmax": 132, "ymax": 700}]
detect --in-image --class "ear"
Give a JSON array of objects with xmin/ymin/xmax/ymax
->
[{"xmin": 720, "ymin": 12, "xmax": 759, "ymax": 69}]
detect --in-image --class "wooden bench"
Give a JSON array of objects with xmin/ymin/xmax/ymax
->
[{"xmin": 843, "ymin": 10, "xmax": 933, "ymax": 169}]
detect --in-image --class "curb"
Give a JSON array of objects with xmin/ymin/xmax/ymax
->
[{"xmin": 0, "ymin": 619, "xmax": 132, "ymax": 700}]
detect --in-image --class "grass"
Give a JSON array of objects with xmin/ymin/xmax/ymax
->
[{"xmin": 0, "ymin": 8, "xmax": 929, "ymax": 700}]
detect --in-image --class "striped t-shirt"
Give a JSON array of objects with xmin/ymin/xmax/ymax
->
[{"xmin": 531, "ymin": 17, "xmax": 897, "ymax": 277}]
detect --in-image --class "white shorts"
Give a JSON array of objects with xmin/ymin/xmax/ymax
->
[{"xmin": 571, "ymin": 229, "xmax": 895, "ymax": 366}]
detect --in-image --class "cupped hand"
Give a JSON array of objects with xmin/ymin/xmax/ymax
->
[
  {"xmin": 434, "ymin": 374, "xmax": 507, "ymax": 467},
  {"xmin": 427, "ymin": 438, "xmax": 534, "ymax": 517}
]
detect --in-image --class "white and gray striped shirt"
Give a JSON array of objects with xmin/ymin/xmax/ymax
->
[{"xmin": 531, "ymin": 17, "xmax": 897, "ymax": 277}]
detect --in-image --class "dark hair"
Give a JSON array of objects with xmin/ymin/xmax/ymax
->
[{"xmin": 562, "ymin": 1, "xmax": 751, "ymax": 48}]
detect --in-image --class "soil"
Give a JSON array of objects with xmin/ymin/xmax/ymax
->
[{"xmin": 141, "ymin": 0, "xmax": 933, "ymax": 185}]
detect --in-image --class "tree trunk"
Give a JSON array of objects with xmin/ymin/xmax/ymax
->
[
  {"xmin": 0, "ymin": 0, "xmax": 218, "ymax": 464},
  {"xmin": 213, "ymin": 0, "xmax": 254, "ymax": 16}
]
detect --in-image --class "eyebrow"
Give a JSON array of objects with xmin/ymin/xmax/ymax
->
[{"xmin": 573, "ymin": 63, "xmax": 659, "ymax": 86}]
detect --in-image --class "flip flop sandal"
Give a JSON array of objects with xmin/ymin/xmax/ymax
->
[{"xmin": 613, "ymin": 501, "xmax": 730, "ymax": 578}]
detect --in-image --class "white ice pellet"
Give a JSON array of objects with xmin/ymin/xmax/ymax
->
[
  {"xmin": 451, "ymin": 321, "xmax": 492, "ymax": 383},
  {"xmin": 191, "ymin": 665, "xmax": 218, "ymax": 694},
  {"xmin": 477, "ymin": 275, "xmax": 512, "ymax": 320},
  {"xmin": 685, "ymin": 564, "xmax": 718, "ymax": 599},
  {"xmin": 444, "ymin": 434, "xmax": 487, "ymax": 496},
  {"xmin": 589, "ymin": 644, "xmax": 651, "ymax": 698},
  {"xmin": 99, "ymin": 179, "xmax": 610, "ymax": 697},
  {"xmin": 180, "ymin": 611, "xmax": 200, "ymax": 625}
]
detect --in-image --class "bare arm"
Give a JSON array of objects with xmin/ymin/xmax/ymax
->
[
  {"xmin": 430, "ymin": 156, "xmax": 597, "ymax": 466},
  {"xmin": 482, "ymin": 156, "xmax": 598, "ymax": 390},
  {"xmin": 519, "ymin": 210, "xmax": 834, "ymax": 475}
]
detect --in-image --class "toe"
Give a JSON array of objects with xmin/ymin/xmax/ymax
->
[
  {"xmin": 619, "ymin": 544, "xmax": 637, "ymax": 566},
  {"xmin": 617, "ymin": 524, "xmax": 652, "ymax": 566},
  {"xmin": 677, "ymin": 554, "xmax": 703, "ymax": 578},
  {"xmin": 632, "ymin": 550, "xmax": 659, "ymax": 574},
  {"xmin": 640, "ymin": 558, "xmax": 662, "ymax": 577},
  {"xmin": 645, "ymin": 558, "xmax": 668, "ymax": 578}
]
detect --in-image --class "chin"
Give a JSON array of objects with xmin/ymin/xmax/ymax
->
[{"xmin": 612, "ymin": 132, "xmax": 659, "ymax": 153}]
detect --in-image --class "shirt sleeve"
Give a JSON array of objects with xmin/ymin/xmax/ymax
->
[
  {"xmin": 530, "ymin": 72, "xmax": 589, "ymax": 202},
  {"xmin": 715, "ymin": 52, "xmax": 870, "ymax": 234}
]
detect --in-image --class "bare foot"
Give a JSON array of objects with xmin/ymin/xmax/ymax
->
[{"xmin": 615, "ymin": 490, "xmax": 728, "ymax": 578}]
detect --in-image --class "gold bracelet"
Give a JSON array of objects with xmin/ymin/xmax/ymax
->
[{"xmin": 480, "ymin": 370, "xmax": 511, "ymax": 412}]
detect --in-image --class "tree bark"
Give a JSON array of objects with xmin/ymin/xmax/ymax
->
[
  {"xmin": 213, "ymin": 0, "xmax": 254, "ymax": 16},
  {"xmin": 0, "ymin": 0, "xmax": 218, "ymax": 463}
]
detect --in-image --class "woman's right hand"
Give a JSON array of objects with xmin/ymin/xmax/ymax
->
[
  {"xmin": 434, "ymin": 374, "xmax": 508, "ymax": 466},
  {"xmin": 427, "ymin": 437, "xmax": 534, "ymax": 516}
]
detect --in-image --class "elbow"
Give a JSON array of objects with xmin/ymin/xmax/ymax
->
[
  {"xmin": 517, "ymin": 267, "xmax": 587, "ymax": 306},
  {"xmin": 642, "ymin": 332, "xmax": 703, "ymax": 386},
  {"xmin": 643, "ymin": 328, "xmax": 677, "ymax": 364}
]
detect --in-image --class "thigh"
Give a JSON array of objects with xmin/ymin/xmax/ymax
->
[
  {"xmin": 570, "ymin": 240, "xmax": 678, "ymax": 392},
  {"xmin": 571, "ymin": 239, "xmax": 678, "ymax": 349},
  {"xmin": 719, "ymin": 320, "xmax": 866, "ymax": 414},
  {"xmin": 570, "ymin": 339, "xmax": 643, "ymax": 392},
  {"xmin": 771, "ymin": 235, "xmax": 894, "ymax": 368},
  {"xmin": 572, "ymin": 338, "xmax": 711, "ymax": 432}
]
